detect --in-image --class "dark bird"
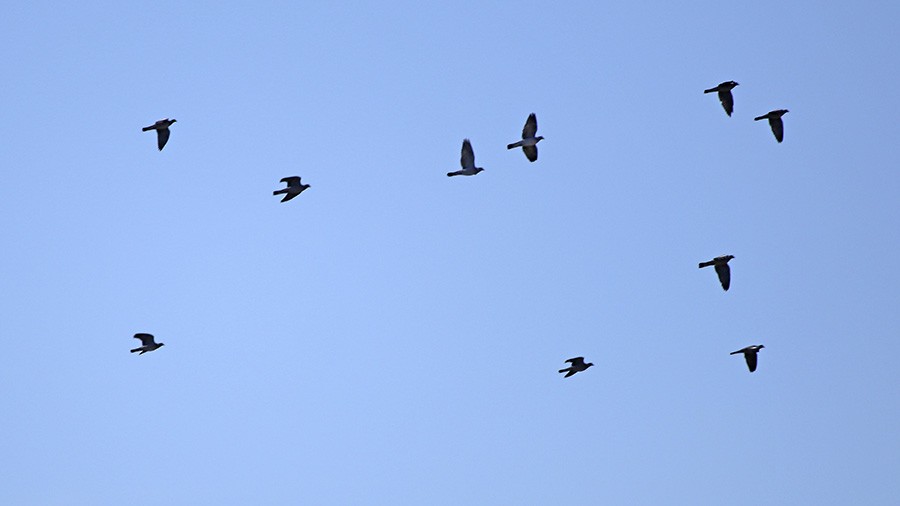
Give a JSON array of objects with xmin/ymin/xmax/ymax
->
[
  {"xmin": 730, "ymin": 345, "xmax": 764, "ymax": 372},
  {"xmin": 142, "ymin": 119, "xmax": 177, "ymax": 151},
  {"xmin": 273, "ymin": 176, "xmax": 310, "ymax": 202},
  {"xmin": 699, "ymin": 255, "xmax": 734, "ymax": 291},
  {"xmin": 131, "ymin": 333, "xmax": 164, "ymax": 355},
  {"xmin": 754, "ymin": 109, "xmax": 789, "ymax": 143},
  {"xmin": 704, "ymin": 81, "xmax": 739, "ymax": 116},
  {"xmin": 558, "ymin": 357, "xmax": 594, "ymax": 378},
  {"xmin": 447, "ymin": 139, "xmax": 484, "ymax": 177},
  {"xmin": 506, "ymin": 113, "xmax": 544, "ymax": 162}
]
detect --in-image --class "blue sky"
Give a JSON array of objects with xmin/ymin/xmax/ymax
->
[{"xmin": 1, "ymin": 1, "xmax": 899, "ymax": 504}]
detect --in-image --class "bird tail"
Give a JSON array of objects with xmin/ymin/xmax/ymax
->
[
  {"xmin": 447, "ymin": 171, "xmax": 458, "ymax": 177},
  {"xmin": 698, "ymin": 261, "xmax": 714, "ymax": 268},
  {"xmin": 507, "ymin": 142, "xmax": 523, "ymax": 149},
  {"xmin": 729, "ymin": 350, "xmax": 741, "ymax": 355},
  {"xmin": 273, "ymin": 189, "xmax": 286, "ymax": 195},
  {"xmin": 753, "ymin": 115, "xmax": 766, "ymax": 121},
  {"xmin": 142, "ymin": 126, "xmax": 153, "ymax": 131},
  {"xmin": 130, "ymin": 347, "xmax": 142, "ymax": 353},
  {"xmin": 558, "ymin": 368, "xmax": 569, "ymax": 374},
  {"xmin": 703, "ymin": 87, "xmax": 716, "ymax": 94}
]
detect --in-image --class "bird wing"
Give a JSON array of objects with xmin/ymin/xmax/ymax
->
[
  {"xmin": 157, "ymin": 128, "xmax": 170, "ymax": 150},
  {"xmin": 745, "ymin": 351, "xmax": 758, "ymax": 372},
  {"xmin": 769, "ymin": 117, "xmax": 784, "ymax": 143},
  {"xmin": 460, "ymin": 139, "xmax": 475, "ymax": 169},
  {"xmin": 281, "ymin": 176, "xmax": 302, "ymax": 187},
  {"xmin": 522, "ymin": 113, "xmax": 538, "ymax": 138},
  {"xmin": 523, "ymin": 145, "xmax": 538, "ymax": 162},
  {"xmin": 134, "ymin": 333, "xmax": 156, "ymax": 346},
  {"xmin": 719, "ymin": 89, "xmax": 734, "ymax": 116},
  {"xmin": 566, "ymin": 357, "xmax": 585, "ymax": 366},
  {"xmin": 715, "ymin": 263, "xmax": 731, "ymax": 291}
]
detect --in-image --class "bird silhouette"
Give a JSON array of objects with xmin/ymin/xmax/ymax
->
[
  {"xmin": 699, "ymin": 255, "xmax": 734, "ymax": 291},
  {"xmin": 507, "ymin": 113, "xmax": 544, "ymax": 162},
  {"xmin": 447, "ymin": 139, "xmax": 484, "ymax": 177},
  {"xmin": 142, "ymin": 119, "xmax": 177, "ymax": 151},
  {"xmin": 754, "ymin": 109, "xmax": 789, "ymax": 143},
  {"xmin": 730, "ymin": 345, "xmax": 764, "ymax": 372},
  {"xmin": 558, "ymin": 357, "xmax": 594, "ymax": 378},
  {"xmin": 704, "ymin": 81, "xmax": 739, "ymax": 116},
  {"xmin": 273, "ymin": 176, "xmax": 310, "ymax": 202},
  {"xmin": 131, "ymin": 333, "xmax": 164, "ymax": 354}
]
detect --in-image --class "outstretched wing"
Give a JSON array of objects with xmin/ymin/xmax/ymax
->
[
  {"xmin": 566, "ymin": 357, "xmax": 585, "ymax": 366},
  {"xmin": 522, "ymin": 113, "xmax": 538, "ymax": 138},
  {"xmin": 157, "ymin": 129, "xmax": 170, "ymax": 151},
  {"xmin": 745, "ymin": 352, "xmax": 758, "ymax": 372},
  {"xmin": 719, "ymin": 89, "xmax": 734, "ymax": 116},
  {"xmin": 134, "ymin": 333, "xmax": 156, "ymax": 346},
  {"xmin": 281, "ymin": 176, "xmax": 302, "ymax": 187},
  {"xmin": 460, "ymin": 139, "xmax": 475, "ymax": 169},
  {"xmin": 769, "ymin": 117, "xmax": 784, "ymax": 143},
  {"xmin": 715, "ymin": 263, "xmax": 731, "ymax": 291}
]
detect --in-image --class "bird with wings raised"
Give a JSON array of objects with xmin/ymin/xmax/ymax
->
[
  {"xmin": 447, "ymin": 139, "xmax": 484, "ymax": 177},
  {"xmin": 558, "ymin": 357, "xmax": 594, "ymax": 378},
  {"xmin": 131, "ymin": 333, "xmax": 164, "ymax": 355},
  {"xmin": 273, "ymin": 176, "xmax": 311, "ymax": 202},
  {"xmin": 507, "ymin": 113, "xmax": 544, "ymax": 162}
]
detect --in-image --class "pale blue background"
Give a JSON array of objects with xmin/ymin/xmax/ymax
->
[{"xmin": 1, "ymin": 1, "xmax": 898, "ymax": 504}]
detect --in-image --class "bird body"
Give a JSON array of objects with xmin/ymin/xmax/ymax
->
[
  {"xmin": 447, "ymin": 139, "xmax": 484, "ymax": 177},
  {"xmin": 558, "ymin": 357, "xmax": 594, "ymax": 378},
  {"xmin": 506, "ymin": 113, "xmax": 544, "ymax": 162},
  {"xmin": 699, "ymin": 254, "xmax": 734, "ymax": 291},
  {"xmin": 731, "ymin": 345, "xmax": 764, "ymax": 372},
  {"xmin": 131, "ymin": 333, "xmax": 164, "ymax": 354},
  {"xmin": 142, "ymin": 119, "xmax": 176, "ymax": 151},
  {"xmin": 754, "ymin": 109, "xmax": 789, "ymax": 143},
  {"xmin": 704, "ymin": 81, "xmax": 739, "ymax": 116},
  {"xmin": 273, "ymin": 176, "xmax": 310, "ymax": 202}
]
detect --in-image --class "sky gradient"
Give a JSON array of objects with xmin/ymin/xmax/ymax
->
[{"xmin": 1, "ymin": 1, "xmax": 899, "ymax": 504}]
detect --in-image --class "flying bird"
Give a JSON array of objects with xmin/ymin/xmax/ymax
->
[
  {"xmin": 447, "ymin": 139, "xmax": 484, "ymax": 177},
  {"xmin": 704, "ymin": 81, "xmax": 739, "ymax": 116},
  {"xmin": 730, "ymin": 345, "xmax": 765, "ymax": 372},
  {"xmin": 507, "ymin": 113, "xmax": 544, "ymax": 162},
  {"xmin": 699, "ymin": 255, "xmax": 734, "ymax": 291},
  {"xmin": 754, "ymin": 109, "xmax": 789, "ymax": 143},
  {"xmin": 131, "ymin": 333, "xmax": 164, "ymax": 355},
  {"xmin": 142, "ymin": 119, "xmax": 177, "ymax": 151},
  {"xmin": 558, "ymin": 357, "xmax": 594, "ymax": 378},
  {"xmin": 273, "ymin": 176, "xmax": 310, "ymax": 202}
]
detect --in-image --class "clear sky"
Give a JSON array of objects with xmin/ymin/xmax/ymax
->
[{"xmin": 1, "ymin": 1, "xmax": 898, "ymax": 504}]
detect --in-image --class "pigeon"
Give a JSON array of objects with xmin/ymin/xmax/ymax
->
[
  {"xmin": 754, "ymin": 109, "xmax": 789, "ymax": 143},
  {"xmin": 558, "ymin": 357, "xmax": 594, "ymax": 378},
  {"xmin": 131, "ymin": 333, "xmax": 164, "ymax": 354},
  {"xmin": 730, "ymin": 345, "xmax": 764, "ymax": 372},
  {"xmin": 447, "ymin": 139, "xmax": 484, "ymax": 177},
  {"xmin": 699, "ymin": 255, "xmax": 734, "ymax": 291},
  {"xmin": 273, "ymin": 176, "xmax": 310, "ymax": 202},
  {"xmin": 142, "ymin": 119, "xmax": 177, "ymax": 151},
  {"xmin": 506, "ymin": 113, "xmax": 544, "ymax": 162},
  {"xmin": 704, "ymin": 81, "xmax": 739, "ymax": 116}
]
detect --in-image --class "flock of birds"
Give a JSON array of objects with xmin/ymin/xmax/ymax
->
[{"xmin": 136, "ymin": 81, "xmax": 785, "ymax": 376}]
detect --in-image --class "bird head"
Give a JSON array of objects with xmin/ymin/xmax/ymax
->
[
  {"xmin": 778, "ymin": 110, "xmax": 789, "ymax": 116},
  {"xmin": 728, "ymin": 81, "xmax": 739, "ymax": 88},
  {"xmin": 536, "ymin": 136, "xmax": 545, "ymax": 141},
  {"xmin": 170, "ymin": 119, "xmax": 177, "ymax": 123},
  {"xmin": 159, "ymin": 343, "xmax": 165, "ymax": 348},
  {"xmin": 586, "ymin": 362, "xmax": 594, "ymax": 369},
  {"xmin": 724, "ymin": 255, "xmax": 735, "ymax": 261},
  {"xmin": 474, "ymin": 167, "xmax": 484, "ymax": 174},
  {"xmin": 757, "ymin": 345, "xmax": 764, "ymax": 350}
]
